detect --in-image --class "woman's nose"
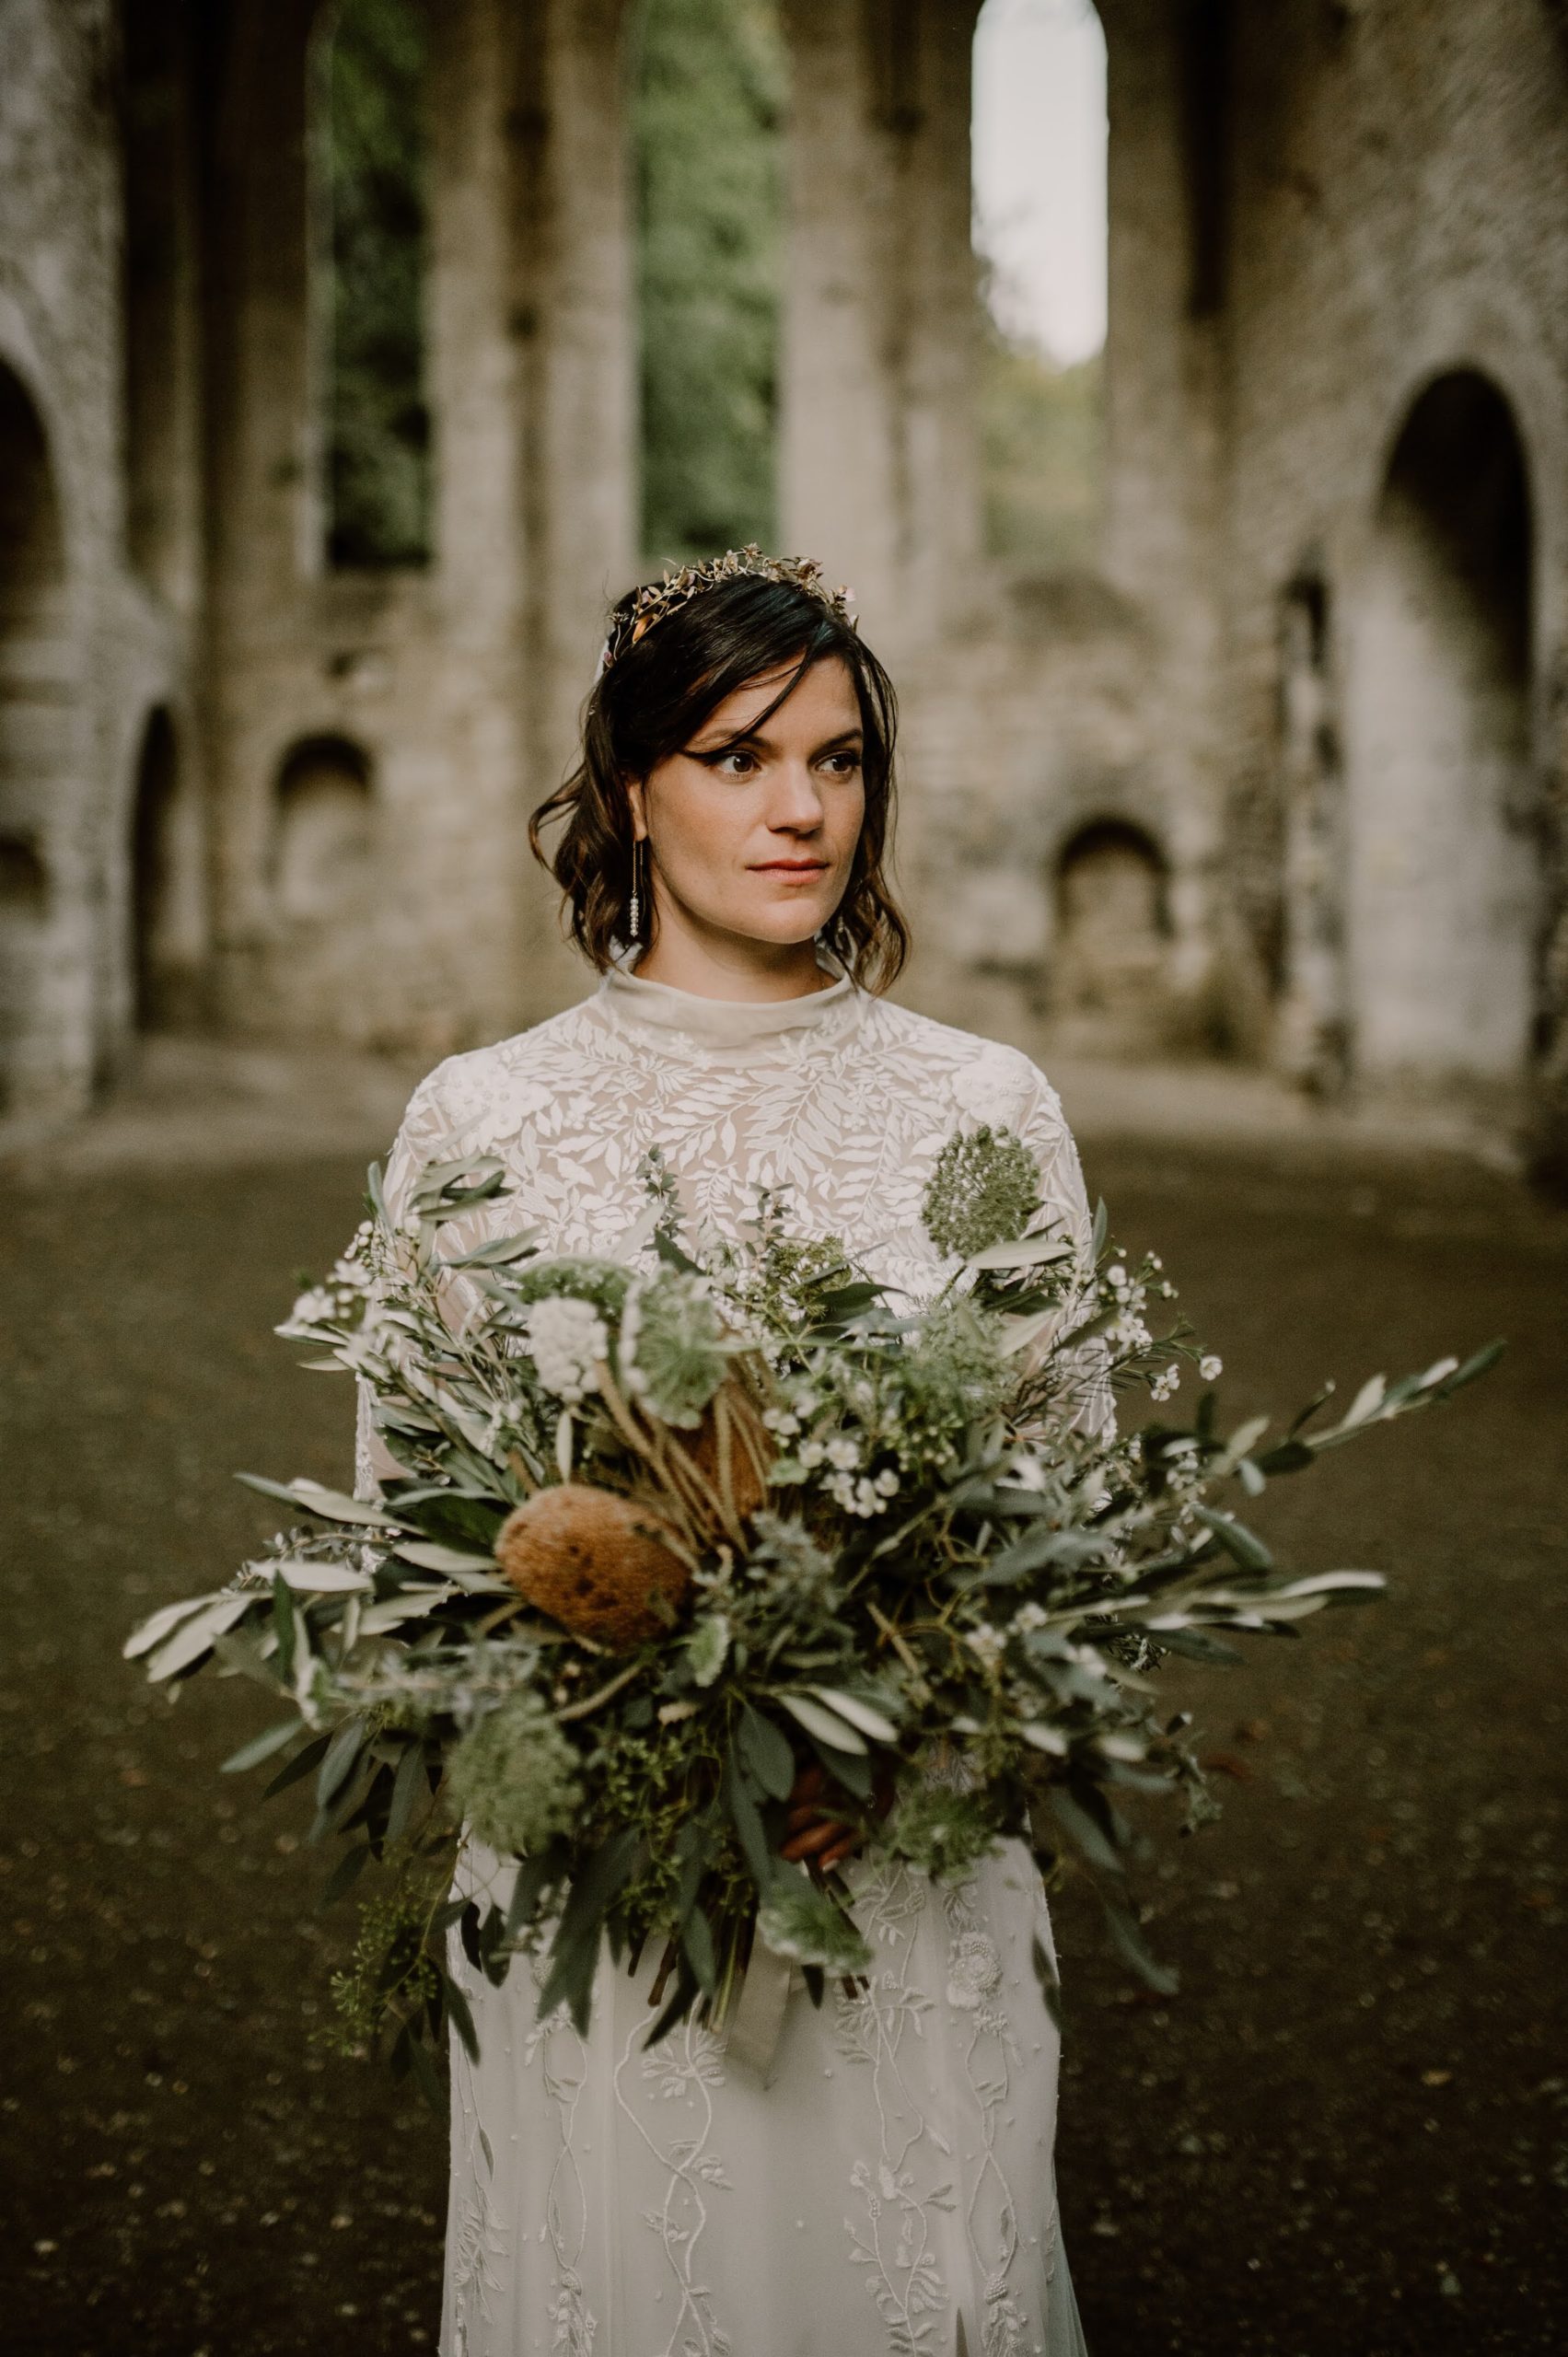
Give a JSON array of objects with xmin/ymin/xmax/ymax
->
[{"xmin": 767, "ymin": 761, "xmax": 824, "ymax": 829}]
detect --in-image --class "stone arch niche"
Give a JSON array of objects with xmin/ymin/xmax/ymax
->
[
  {"xmin": 0, "ymin": 362, "xmax": 69, "ymax": 1113},
  {"xmin": 1346, "ymin": 371, "xmax": 1535, "ymax": 1097},
  {"xmin": 265, "ymin": 734, "xmax": 378, "ymax": 1035},
  {"xmin": 130, "ymin": 707, "xmax": 203, "ymax": 1029},
  {"xmin": 1050, "ymin": 815, "xmax": 1171, "ymax": 1051},
  {"xmin": 273, "ymin": 734, "xmax": 375, "ymax": 921}
]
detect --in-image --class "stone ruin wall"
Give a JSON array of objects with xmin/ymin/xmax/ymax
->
[{"xmin": 1, "ymin": 0, "xmax": 1566, "ymax": 1160}]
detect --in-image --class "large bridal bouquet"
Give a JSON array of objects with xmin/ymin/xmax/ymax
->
[{"xmin": 126, "ymin": 1130, "xmax": 1495, "ymax": 2100}]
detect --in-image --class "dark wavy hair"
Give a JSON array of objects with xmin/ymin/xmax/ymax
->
[{"xmin": 528, "ymin": 572, "xmax": 909, "ymax": 991}]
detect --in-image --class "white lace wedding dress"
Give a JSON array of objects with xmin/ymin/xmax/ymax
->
[{"xmin": 361, "ymin": 955, "xmax": 1098, "ymax": 2357}]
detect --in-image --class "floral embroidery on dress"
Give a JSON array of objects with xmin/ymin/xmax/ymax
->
[{"xmin": 946, "ymin": 1931, "xmax": 1004, "ymax": 2012}]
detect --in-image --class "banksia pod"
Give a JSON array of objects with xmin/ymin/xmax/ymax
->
[{"xmin": 494, "ymin": 1483, "xmax": 691, "ymax": 1649}]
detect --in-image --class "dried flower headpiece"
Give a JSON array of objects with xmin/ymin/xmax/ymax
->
[{"xmin": 595, "ymin": 543, "xmax": 856, "ymax": 679}]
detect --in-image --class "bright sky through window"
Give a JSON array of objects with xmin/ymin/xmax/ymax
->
[{"xmin": 972, "ymin": 0, "xmax": 1108, "ymax": 366}]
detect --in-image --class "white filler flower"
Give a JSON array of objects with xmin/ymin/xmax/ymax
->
[{"xmin": 523, "ymin": 1296, "xmax": 610, "ymax": 1406}]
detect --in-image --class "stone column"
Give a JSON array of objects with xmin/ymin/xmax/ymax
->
[
  {"xmin": 201, "ymin": 0, "xmax": 324, "ymax": 996},
  {"xmin": 779, "ymin": 0, "xmax": 982, "ymax": 653},
  {"xmin": 1097, "ymin": 0, "xmax": 1230, "ymax": 1027},
  {"xmin": 506, "ymin": 0, "xmax": 638, "ymax": 1022}
]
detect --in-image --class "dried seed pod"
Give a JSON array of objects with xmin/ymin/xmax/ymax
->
[
  {"xmin": 495, "ymin": 1482, "xmax": 691, "ymax": 1649},
  {"xmin": 678, "ymin": 1381, "xmax": 772, "ymax": 1524}
]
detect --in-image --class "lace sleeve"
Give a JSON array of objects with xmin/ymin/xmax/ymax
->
[
  {"xmin": 1018, "ymin": 1070, "xmax": 1116, "ymax": 1446},
  {"xmin": 353, "ymin": 1065, "xmax": 453, "ymax": 1502}
]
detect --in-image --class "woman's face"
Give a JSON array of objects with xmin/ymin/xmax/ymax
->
[{"xmin": 627, "ymin": 655, "xmax": 866, "ymax": 962}]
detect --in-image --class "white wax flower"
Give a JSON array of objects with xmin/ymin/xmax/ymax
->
[{"xmin": 523, "ymin": 1296, "xmax": 609, "ymax": 1406}]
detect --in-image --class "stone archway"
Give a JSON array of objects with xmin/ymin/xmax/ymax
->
[
  {"xmin": 273, "ymin": 733, "xmax": 375, "ymax": 923},
  {"xmin": 1050, "ymin": 815, "xmax": 1171, "ymax": 1051},
  {"xmin": 0, "ymin": 362, "xmax": 69, "ymax": 1113},
  {"xmin": 263, "ymin": 733, "xmax": 378, "ymax": 1035},
  {"xmin": 130, "ymin": 706, "xmax": 203, "ymax": 1029},
  {"xmin": 1346, "ymin": 370, "xmax": 1535, "ymax": 1094}
]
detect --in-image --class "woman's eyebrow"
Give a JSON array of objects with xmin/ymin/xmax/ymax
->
[{"xmin": 687, "ymin": 724, "xmax": 865, "ymax": 756}]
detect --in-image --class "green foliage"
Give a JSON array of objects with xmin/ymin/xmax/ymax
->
[
  {"xmin": 922, "ymin": 1125, "xmax": 1044, "ymax": 1262},
  {"xmin": 322, "ymin": 0, "xmax": 432, "ymax": 567},
  {"xmin": 322, "ymin": 1881, "xmax": 439, "ymax": 2054},
  {"xmin": 447, "ymin": 1692, "xmax": 586, "ymax": 1855},
  {"xmin": 633, "ymin": 0, "xmax": 784, "ymax": 560},
  {"xmin": 130, "ymin": 1132, "xmax": 1495, "ymax": 2081},
  {"xmin": 980, "ymin": 331, "xmax": 1103, "ymax": 571}
]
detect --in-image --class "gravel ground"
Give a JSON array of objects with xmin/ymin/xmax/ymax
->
[{"xmin": 2, "ymin": 1136, "xmax": 1563, "ymax": 2356}]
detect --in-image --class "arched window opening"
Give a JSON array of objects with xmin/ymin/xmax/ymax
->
[
  {"xmin": 0, "ymin": 835, "xmax": 47, "ymax": 912},
  {"xmin": 971, "ymin": 0, "xmax": 1107, "ymax": 569},
  {"xmin": 0, "ymin": 364, "xmax": 67, "ymax": 1111},
  {"xmin": 633, "ymin": 0, "xmax": 785, "ymax": 563},
  {"xmin": 1345, "ymin": 370, "xmax": 1534, "ymax": 1089},
  {"xmin": 131, "ymin": 707, "xmax": 199, "ymax": 1029},
  {"xmin": 1051, "ymin": 818, "xmax": 1171, "ymax": 1048},
  {"xmin": 313, "ymin": 0, "xmax": 433, "ymax": 568},
  {"xmin": 273, "ymin": 736, "xmax": 376, "ymax": 923}
]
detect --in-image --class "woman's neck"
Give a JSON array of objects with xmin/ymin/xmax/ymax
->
[{"xmin": 631, "ymin": 911, "xmax": 832, "ymax": 1003}]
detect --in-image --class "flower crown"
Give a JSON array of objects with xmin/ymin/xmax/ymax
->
[{"xmin": 596, "ymin": 543, "xmax": 856, "ymax": 679}]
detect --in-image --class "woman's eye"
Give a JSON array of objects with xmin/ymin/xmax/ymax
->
[
  {"xmin": 712, "ymin": 750, "xmax": 758, "ymax": 778},
  {"xmin": 820, "ymin": 752, "xmax": 862, "ymax": 778}
]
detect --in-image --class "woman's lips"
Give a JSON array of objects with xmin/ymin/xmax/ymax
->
[{"xmin": 750, "ymin": 860, "xmax": 830, "ymax": 876}]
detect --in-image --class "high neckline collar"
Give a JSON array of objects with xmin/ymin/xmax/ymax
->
[{"xmin": 596, "ymin": 946, "xmax": 864, "ymax": 1049}]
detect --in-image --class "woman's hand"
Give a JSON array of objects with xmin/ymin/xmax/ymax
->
[{"xmin": 779, "ymin": 1760, "xmax": 892, "ymax": 1873}]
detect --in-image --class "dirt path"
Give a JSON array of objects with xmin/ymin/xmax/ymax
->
[{"xmin": 2, "ymin": 1135, "xmax": 1563, "ymax": 2354}]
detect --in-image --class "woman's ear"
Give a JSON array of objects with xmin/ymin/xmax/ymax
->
[{"xmin": 625, "ymin": 775, "xmax": 648, "ymax": 843}]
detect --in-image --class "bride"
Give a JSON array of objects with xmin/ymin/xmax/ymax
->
[{"xmin": 362, "ymin": 550, "xmax": 1097, "ymax": 2357}]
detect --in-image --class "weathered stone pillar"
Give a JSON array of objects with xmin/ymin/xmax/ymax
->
[
  {"xmin": 201, "ymin": 0, "xmax": 324, "ymax": 998},
  {"xmin": 1096, "ymin": 0, "xmax": 1231, "ymax": 1026},
  {"xmin": 779, "ymin": 0, "xmax": 982, "ymax": 653},
  {"xmin": 509, "ymin": 0, "xmax": 639, "ymax": 1019}
]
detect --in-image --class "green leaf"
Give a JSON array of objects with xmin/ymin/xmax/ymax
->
[
  {"xmin": 237, "ymin": 1472, "xmax": 400, "ymax": 1527},
  {"xmin": 723, "ymin": 1747, "xmax": 774, "ymax": 1891},
  {"xmin": 272, "ymin": 1574, "xmax": 296, "ymax": 1685},
  {"xmin": 777, "ymin": 1692, "xmax": 868, "ymax": 1755},
  {"xmin": 386, "ymin": 1741, "xmax": 429, "ymax": 1844},
  {"xmin": 440, "ymin": 1229, "xmax": 542, "ymax": 1270},
  {"xmin": 438, "ymin": 1965, "xmax": 481, "ymax": 2064},
  {"xmin": 1099, "ymin": 1887, "xmax": 1179, "ymax": 1998},
  {"xmin": 804, "ymin": 1687, "xmax": 900, "ymax": 1747},
  {"xmin": 316, "ymin": 1716, "xmax": 366, "ymax": 1809},
  {"xmin": 644, "ymin": 1960, "xmax": 700, "ymax": 2049},
  {"xmin": 275, "ymin": 1560, "xmax": 372, "ymax": 1594},
  {"xmin": 123, "ymin": 1591, "xmax": 226, "ymax": 1661},
  {"xmin": 262, "ymin": 1731, "xmax": 332, "ymax": 1799},
  {"xmin": 736, "ymin": 1703, "xmax": 796, "ymax": 1802},
  {"xmin": 505, "ymin": 1852, "xmax": 554, "ymax": 1940},
  {"xmin": 1090, "ymin": 1198, "xmax": 1109, "ymax": 1260},
  {"xmin": 1030, "ymin": 1932, "xmax": 1063, "ymax": 2029},
  {"xmin": 1050, "ymin": 1787, "xmax": 1125, "ymax": 1878},
  {"xmin": 406, "ymin": 2030, "xmax": 446, "ymax": 2114},
  {"xmin": 680, "ymin": 1909, "xmax": 717, "ymax": 1996},
  {"xmin": 1253, "ymin": 1439, "xmax": 1314, "ymax": 1475},
  {"xmin": 1191, "ymin": 1504, "xmax": 1272, "ymax": 1573},
  {"xmin": 1434, "ymin": 1338, "xmax": 1505, "ymax": 1396},
  {"xmin": 319, "ymin": 1842, "xmax": 372, "ymax": 1908},
  {"xmin": 220, "ymin": 1718, "xmax": 302, "ymax": 1775},
  {"xmin": 141, "ymin": 1593, "xmax": 256, "ymax": 1680},
  {"xmin": 538, "ymin": 1829, "xmax": 644, "ymax": 2027}
]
